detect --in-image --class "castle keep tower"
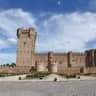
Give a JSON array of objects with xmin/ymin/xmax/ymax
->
[{"xmin": 16, "ymin": 27, "xmax": 37, "ymax": 66}]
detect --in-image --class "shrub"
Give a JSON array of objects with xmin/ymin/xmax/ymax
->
[
  {"xmin": 26, "ymin": 72, "xmax": 50, "ymax": 79},
  {"xmin": 66, "ymin": 74, "xmax": 76, "ymax": 78},
  {"xmin": 58, "ymin": 73, "xmax": 76, "ymax": 78}
]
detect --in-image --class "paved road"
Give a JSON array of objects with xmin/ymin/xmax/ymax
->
[{"xmin": 0, "ymin": 80, "xmax": 96, "ymax": 96}]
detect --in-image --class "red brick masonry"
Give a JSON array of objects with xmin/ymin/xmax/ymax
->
[
  {"xmin": 0, "ymin": 66, "xmax": 32, "ymax": 73},
  {"xmin": 83, "ymin": 67, "xmax": 96, "ymax": 74},
  {"xmin": 58, "ymin": 67, "xmax": 81, "ymax": 74},
  {"xmin": 0, "ymin": 66, "xmax": 96, "ymax": 74}
]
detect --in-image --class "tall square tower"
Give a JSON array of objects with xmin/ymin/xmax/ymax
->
[{"xmin": 16, "ymin": 27, "xmax": 37, "ymax": 66}]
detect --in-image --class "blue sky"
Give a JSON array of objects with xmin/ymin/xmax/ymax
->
[
  {"xmin": 0, "ymin": 0, "xmax": 96, "ymax": 64},
  {"xmin": 0, "ymin": 0, "xmax": 90, "ymax": 13}
]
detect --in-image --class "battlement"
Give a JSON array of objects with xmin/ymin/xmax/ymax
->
[{"xmin": 17, "ymin": 27, "xmax": 36, "ymax": 38}]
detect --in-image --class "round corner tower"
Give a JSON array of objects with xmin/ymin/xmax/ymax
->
[
  {"xmin": 16, "ymin": 27, "xmax": 37, "ymax": 66},
  {"xmin": 48, "ymin": 52, "xmax": 58, "ymax": 73}
]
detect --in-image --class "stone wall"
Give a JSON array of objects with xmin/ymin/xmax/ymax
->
[
  {"xmin": 84, "ymin": 67, "xmax": 96, "ymax": 74},
  {"xmin": 58, "ymin": 66, "xmax": 81, "ymax": 74},
  {"xmin": 35, "ymin": 61, "xmax": 47, "ymax": 72},
  {"xmin": 0, "ymin": 66, "xmax": 32, "ymax": 73},
  {"xmin": 0, "ymin": 66, "xmax": 96, "ymax": 74},
  {"xmin": 70, "ymin": 53, "xmax": 85, "ymax": 67},
  {"xmin": 34, "ymin": 52, "xmax": 85, "ymax": 68}
]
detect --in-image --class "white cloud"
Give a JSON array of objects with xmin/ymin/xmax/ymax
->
[
  {"xmin": 36, "ymin": 12, "xmax": 96, "ymax": 52},
  {"xmin": 0, "ymin": 8, "xmax": 36, "ymax": 50},
  {"xmin": 7, "ymin": 38, "xmax": 17, "ymax": 44},
  {"xmin": 0, "ymin": 8, "xmax": 36, "ymax": 38}
]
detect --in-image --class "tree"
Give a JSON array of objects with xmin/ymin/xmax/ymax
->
[{"xmin": 10, "ymin": 62, "xmax": 16, "ymax": 67}]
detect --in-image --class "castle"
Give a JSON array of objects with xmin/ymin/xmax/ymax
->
[{"xmin": 16, "ymin": 27, "xmax": 96, "ymax": 73}]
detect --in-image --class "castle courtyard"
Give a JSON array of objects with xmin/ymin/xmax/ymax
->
[{"xmin": 0, "ymin": 80, "xmax": 96, "ymax": 96}]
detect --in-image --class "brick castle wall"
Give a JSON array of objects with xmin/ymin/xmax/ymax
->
[
  {"xmin": 83, "ymin": 67, "xmax": 96, "ymax": 74},
  {"xmin": 0, "ymin": 66, "xmax": 96, "ymax": 74},
  {"xmin": 0, "ymin": 66, "xmax": 32, "ymax": 73},
  {"xmin": 58, "ymin": 66, "xmax": 81, "ymax": 74}
]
